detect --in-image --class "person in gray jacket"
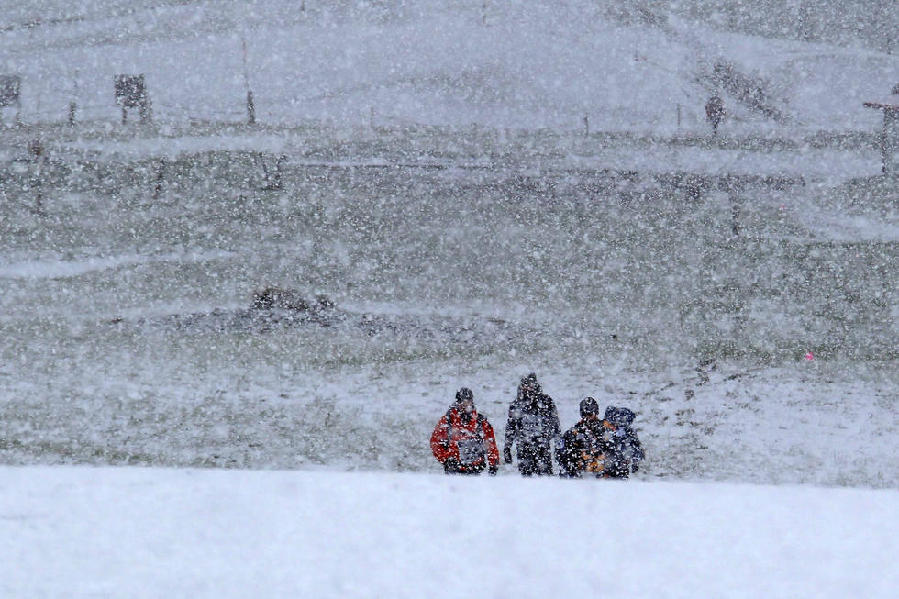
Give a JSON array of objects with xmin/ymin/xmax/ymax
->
[{"xmin": 503, "ymin": 373, "xmax": 561, "ymax": 476}]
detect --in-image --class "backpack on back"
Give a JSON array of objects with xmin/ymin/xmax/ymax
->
[{"xmin": 446, "ymin": 409, "xmax": 487, "ymax": 466}]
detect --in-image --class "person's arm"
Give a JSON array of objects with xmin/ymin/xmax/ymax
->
[
  {"xmin": 503, "ymin": 405, "xmax": 517, "ymax": 463},
  {"xmin": 549, "ymin": 399, "xmax": 561, "ymax": 439},
  {"xmin": 481, "ymin": 418, "xmax": 500, "ymax": 474},
  {"xmin": 628, "ymin": 429, "xmax": 645, "ymax": 470},
  {"xmin": 430, "ymin": 415, "xmax": 455, "ymax": 463}
]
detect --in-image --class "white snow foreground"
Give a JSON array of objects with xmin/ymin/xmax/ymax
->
[{"xmin": 2, "ymin": 467, "xmax": 896, "ymax": 598}]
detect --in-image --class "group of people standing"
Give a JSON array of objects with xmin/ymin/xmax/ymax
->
[{"xmin": 430, "ymin": 373, "xmax": 644, "ymax": 479}]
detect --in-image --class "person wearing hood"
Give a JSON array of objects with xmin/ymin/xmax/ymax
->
[
  {"xmin": 598, "ymin": 405, "xmax": 645, "ymax": 479},
  {"xmin": 503, "ymin": 373, "xmax": 561, "ymax": 476},
  {"xmin": 430, "ymin": 387, "xmax": 500, "ymax": 475},
  {"xmin": 558, "ymin": 400, "xmax": 645, "ymax": 479},
  {"xmin": 557, "ymin": 397, "xmax": 609, "ymax": 478}
]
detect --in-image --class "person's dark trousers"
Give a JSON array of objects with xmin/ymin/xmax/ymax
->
[{"xmin": 444, "ymin": 460, "xmax": 485, "ymax": 475}]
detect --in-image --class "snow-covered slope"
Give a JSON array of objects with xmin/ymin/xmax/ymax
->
[
  {"xmin": 2, "ymin": 466, "xmax": 897, "ymax": 598},
  {"xmin": 1, "ymin": 0, "xmax": 895, "ymax": 133}
]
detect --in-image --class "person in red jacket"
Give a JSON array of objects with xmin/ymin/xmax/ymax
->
[{"xmin": 430, "ymin": 387, "xmax": 500, "ymax": 475}]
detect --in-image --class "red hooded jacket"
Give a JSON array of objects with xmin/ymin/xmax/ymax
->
[{"xmin": 430, "ymin": 406, "xmax": 500, "ymax": 470}]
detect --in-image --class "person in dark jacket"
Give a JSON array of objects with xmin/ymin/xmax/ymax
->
[
  {"xmin": 503, "ymin": 373, "xmax": 561, "ymax": 476},
  {"xmin": 599, "ymin": 405, "xmax": 645, "ymax": 479},
  {"xmin": 430, "ymin": 387, "xmax": 500, "ymax": 475},
  {"xmin": 557, "ymin": 397, "xmax": 609, "ymax": 478}
]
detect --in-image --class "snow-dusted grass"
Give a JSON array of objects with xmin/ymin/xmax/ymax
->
[
  {"xmin": 2, "ymin": 346, "xmax": 897, "ymax": 488},
  {"xmin": 2, "ymin": 466, "xmax": 897, "ymax": 598},
  {"xmin": 1, "ymin": 148, "xmax": 897, "ymax": 485}
]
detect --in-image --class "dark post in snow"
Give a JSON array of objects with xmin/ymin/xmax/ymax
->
[
  {"xmin": 0, "ymin": 74, "xmax": 22, "ymax": 126},
  {"xmin": 241, "ymin": 38, "xmax": 256, "ymax": 125},
  {"xmin": 730, "ymin": 193, "xmax": 741, "ymax": 237},
  {"xmin": 114, "ymin": 74, "xmax": 151, "ymax": 125},
  {"xmin": 69, "ymin": 71, "xmax": 79, "ymax": 126},
  {"xmin": 881, "ymin": 106, "xmax": 897, "ymax": 175},
  {"xmin": 153, "ymin": 158, "xmax": 167, "ymax": 200},
  {"xmin": 705, "ymin": 95, "xmax": 725, "ymax": 137},
  {"xmin": 583, "ymin": 114, "xmax": 589, "ymax": 137},
  {"xmin": 863, "ymin": 85, "xmax": 899, "ymax": 176},
  {"xmin": 247, "ymin": 90, "xmax": 256, "ymax": 125},
  {"xmin": 27, "ymin": 137, "xmax": 45, "ymax": 212}
]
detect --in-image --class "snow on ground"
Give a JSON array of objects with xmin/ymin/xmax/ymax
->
[
  {"xmin": 1, "ymin": 1, "xmax": 895, "ymax": 134},
  {"xmin": 2, "ymin": 350, "xmax": 897, "ymax": 488},
  {"xmin": 2, "ymin": 466, "xmax": 897, "ymax": 598},
  {"xmin": 1, "ymin": 3, "xmax": 898, "ymax": 596},
  {"xmin": 0, "ymin": 249, "xmax": 234, "ymax": 279},
  {"xmin": 53, "ymin": 131, "xmax": 883, "ymax": 183}
]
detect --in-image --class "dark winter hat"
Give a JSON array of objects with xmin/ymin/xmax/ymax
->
[
  {"xmin": 615, "ymin": 407, "xmax": 636, "ymax": 426},
  {"xmin": 455, "ymin": 387, "xmax": 474, "ymax": 403},
  {"xmin": 604, "ymin": 406, "xmax": 635, "ymax": 426},
  {"xmin": 580, "ymin": 397, "xmax": 599, "ymax": 418},
  {"xmin": 520, "ymin": 372, "xmax": 540, "ymax": 390}
]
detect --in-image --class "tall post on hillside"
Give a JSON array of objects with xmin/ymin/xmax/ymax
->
[
  {"xmin": 241, "ymin": 37, "xmax": 256, "ymax": 125},
  {"xmin": 863, "ymin": 86, "xmax": 899, "ymax": 175},
  {"xmin": 884, "ymin": 112, "xmax": 897, "ymax": 175},
  {"xmin": 68, "ymin": 70, "xmax": 79, "ymax": 126},
  {"xmin": 27, "ymin": 137, "xmax": 46, "ymax": 213},
  {"xmin": 247, "ymin": 90, "xmax": 256, "ymax": 126}
]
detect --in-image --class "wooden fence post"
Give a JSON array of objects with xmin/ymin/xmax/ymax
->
[{"xmin": 247, "ymin": 90, "xmax": 256, "ymax": 125}]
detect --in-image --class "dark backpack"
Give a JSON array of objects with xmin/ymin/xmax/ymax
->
[{"xmin": 445, "ymin": 409, "xmax": 487, "ymax": 466}]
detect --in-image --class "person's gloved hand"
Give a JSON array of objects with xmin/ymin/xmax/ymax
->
[
  {"xmin": 503, "ymin": 448, "xmax": 513, "ymax": 464},
  {"xmin": 488, "ymin": 464, "xmax": 498, "ymax": 476}
]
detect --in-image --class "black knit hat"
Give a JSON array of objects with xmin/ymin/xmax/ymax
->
[
  {"xmin": 580, "ymin": 396, "xmax": 599, "ymax": 418},
  {"xmin": 604, "ymin": 406, "xmax": 636, "ymax": 426},
  {"xmin": 455, "ymin": 387, "xmax": 474, "ymax": 403},
  {"xmin": 520, "ymin": 372, "xmax": 540, "ymax": 391}
]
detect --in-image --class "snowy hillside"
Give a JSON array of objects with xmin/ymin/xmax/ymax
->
[
  {"xmin": 0, "ymin": 0, "xmax": 895, "ymax": 133},
  {"xmin": 3, "ymin": 467, "xmax": 898, "ymax": 598}
]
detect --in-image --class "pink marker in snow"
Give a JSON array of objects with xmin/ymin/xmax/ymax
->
[{"xmin": 804, "ymin": 351, "xmax": 815, "ymax": 361}]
